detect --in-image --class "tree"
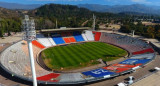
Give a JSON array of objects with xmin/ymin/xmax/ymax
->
[
  {"xmin": 0, "ymin": 28, "xmax": 4, "ymax": 37},
  {"xmin": 147, "ymin": 26, "xmax": 155, "ymax": 38},
  {"xmin": 95, "ymin": 24, "xmax": 99, "ymax": 30}
]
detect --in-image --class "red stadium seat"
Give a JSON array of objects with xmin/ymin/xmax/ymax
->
[
  {"xmin": 132, "ymin": 48, "xmax": 154, "ymax": 55},
  {"xmin": 32, "ymin": 40, "xmax": 45, "ymax": 49},
  {"xmin": 63, "ymin": 38, "xmax": 70, "ymax": 43},
  {"xmin": 69, "ymin": 37, "xmax": 76, "ymax": 42},
  {"xmin": 37, "ymin": 73, "xmax": 60, "ymax": 82},
  {"xmin": 112, "ymin": 64, "xmax": 142, "ymax": 68},
  {"xmin": 116, "ymin": 68, "xmax": 131, "ymax": 73},
  {"xmin": 93, "ymin": 32, "xmax": 101, "ymax": 41},
  {"xmin": 103, "ymin": 63, "xmax": 142, "ymax": 73}
]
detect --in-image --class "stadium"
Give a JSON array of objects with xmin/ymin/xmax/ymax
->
[{"xmin": 0, "ymin": 26, "xmax": 156, "ymax": 85}]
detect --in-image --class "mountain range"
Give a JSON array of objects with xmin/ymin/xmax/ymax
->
[
  {"xmin": 78, "ymin": 4, "xmax": 160, "ymax": 15},
  {"xmin": 0, "ymin": 1, "xmax": 41, "ymax": 10},
  {"xmin": 0, "ymin": 1, "xmax": 160, "ymax": 15}
]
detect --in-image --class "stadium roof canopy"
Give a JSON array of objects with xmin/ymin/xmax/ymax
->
[{"xmin": 39, "ymin": 27, "xmax": 91, "ymax": 33}]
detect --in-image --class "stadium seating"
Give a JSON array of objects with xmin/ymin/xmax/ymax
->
[
  {"xmin": 59, "ymin": 73, "xmax": 85, "ymax": 82},
  {"xmin": 48, "ymin": 37, "xmax": 56, "ymax": 46},
  {"xmin": 112, "ymin": 64, "xmax": 142, "ymax": 68},
  {"xmin": 132, "ymin": 48, "xmax": 154, "ymax": 55},
  {"xmin": 69, "ymin": 37, "xmax": 76, "ymax": 42},
  {"xmin": 84, "ymin": 30, "xmax": 94, "ymax": 41},
  {"xmin": 73, "ymin": 31, "xmax": 85, "ymax": 42},
  {"xmin": 63, "ymin": 38, "xmax": 70, "ymax": 43},
  {"xmin": 131, "ymin": 53, "xmax": 155, "ymax": 59},
  {"xmin": 93, "ymin": 31, "xmax": 101, "ymax": 41},
  {"xmin": 103, "ymin": 64, "xmax": 142, "ymax": 73},
  {"xmin": 51, "ymin": 33, "xmax": 65, "ymax": 44},
  {"xmin": 99, "ymin": 32, "xmax": 151, "ymax": 52},
  {"xmin": 82, "ymin": 32, "xmax": 88, "ymax": 41},
  {"xmin": 37, "ymin": 73, "xmax": 60, "ymax": 82},
  {"xmin": 32, "ymin": 40, "xmax": 45, "ymax": 49},
  {"xmin": 36, "ymin": 34, "xmax": 53, "ymax": 47},
  {"xmin": 63, "ymin": 37, "xmax": 76, "ymax": 43},
  {"xmin": 119, "ymin": 59, "xmax": 151, "ymax": 65},
  {"xmin": 0, "ymin": 31, "xmax": 156, "ymax": 85},
  {"xmin": 82, "ymin": 68, "xmax": 116, "ymax": 78}
]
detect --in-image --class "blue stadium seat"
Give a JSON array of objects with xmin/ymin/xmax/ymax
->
[
  {"xmin": 73, "ymin": 31, "xmax": 84, "ymax": 42},
  {"xmin": 119, "ymin": 59, "xmax": 151, "ymax": 65},
  {"xmin": 82, "ymin": 68, "xmax": 115, "ymax": 78},
  {"xmin": 51, "ymin": 33, "xmax": 65, "ymax": 44}
]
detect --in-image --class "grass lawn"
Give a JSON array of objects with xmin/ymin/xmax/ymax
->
[{"xmin": 41, "ymin": 42, "xmax": 127, "ymax": 71}]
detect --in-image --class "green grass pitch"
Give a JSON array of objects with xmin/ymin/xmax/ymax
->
[{"xmin": 41, "ymin": 42, "xmax": 127, "ymax": 70}]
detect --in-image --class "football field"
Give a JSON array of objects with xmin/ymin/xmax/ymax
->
[{"xmin": 41, "ymin": 42, "xmax": 127, "ymax": 70}]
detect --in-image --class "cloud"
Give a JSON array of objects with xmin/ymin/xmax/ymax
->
[{"xmin": 131, "ymin": 0, "xmax": 151, "ymax": 4}]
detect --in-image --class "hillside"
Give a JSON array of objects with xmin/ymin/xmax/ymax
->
[
  {"xmin": 30, "ymin": 4, "xmax": 100, "ymax": 29},
  {"xmin": 0, "ymin": 7, "xmax": 21, "ymax": 18}
]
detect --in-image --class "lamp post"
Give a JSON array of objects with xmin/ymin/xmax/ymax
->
[
  {"xmin": 131, "ymin": 30, "xmax": 135, "ymax": 37},
  {"xmin": 22, "ymin": 15, "xmax": 37, "ymax": 86},
  {"xmin": 93, "ymin": 14, "xmax": 96, "ymax": 30}
]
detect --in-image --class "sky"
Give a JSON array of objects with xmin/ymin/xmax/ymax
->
[{"xmin": 0, "ymin": 0, "xmax": 160, "ymax": 6}]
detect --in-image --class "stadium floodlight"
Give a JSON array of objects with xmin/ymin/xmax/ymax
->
[
  {"xmin": 131, "ymin": 30, "xmax": 135, "ymax": 37},
  {"xmin": 22, "ymin": 15, "xmax": 37, "ymax": 86},
  {"xmin": 93, "ymin": 14, "xmax": 96, "ymax": 30}
]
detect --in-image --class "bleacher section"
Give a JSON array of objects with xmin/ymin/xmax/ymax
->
[
  {"xmin": 83, "ymin": 30, "xmax": 94, "ymax": 41},
  {"xmin": 63, "ymin": 37, "xmax": 76, "ymax": 43},
  {"xmin": 51, "ymin": 33, "xmax": 65, "ymax": 44},
  {"xmin": 59, "ymin": 73, "xmax": 84, "ymax": 82},
  {"xmin": 132, "ymin": 48, "xmax": 154, "ymax": 55},
  {"xmin": 100, "ymin": 32, "xmax": 151, "ymax": 53},
  {"xmin": 82, "ymin": 32, "xmax": 88, "ymax": 41},
  {"xmin": 131, "ymin": 53, "xmax": 155, "ymax": 59},
  {"xmin": 36, "ymin": 34, "xmax": 53, "ymax": 47},
  {"xmin": 48, "ymin": 37, "xmax": 56, "ymax": 46},
  {"xmin": 82, "ymin": 68, "xmax": 116, "ymax": 78},
  {"xmin": 73, "ymin": 31, "xmax": 85, "ymax": 42},
  {"xmin": 32, "ymin": 40, "xmax": 45, "ymax": 49},
  {"xmin": 119, "ymin": 59, "xmax": 151, "ymax": 65},
  {"xmin": 37, "ymin": 73, "xmax": 60, "ymax": 82},
  {"xmin": 93, "ymin": 32, "xmax": 101, "ymax": 41}
]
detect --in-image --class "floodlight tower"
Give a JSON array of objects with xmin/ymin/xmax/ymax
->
[
  {"xmin": 93, "ymin": 14, "xmax": 96, "ymax": 30},
  {"xmin": 22, "ymin": 15, "xmax": 37, "ymax": 86},
  {"xmin": 131, "ymin": 30, "xmax": 135, "ymax": 37},
  {"xmin": 56, "ymin": 19, "xmax": 58, "ymax": 29}
]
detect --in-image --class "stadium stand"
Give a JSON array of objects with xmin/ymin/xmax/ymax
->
[
  {"xmin": 69, "ymin": 37, "xmax": 76, "ymax": 42},
  {"xmin": 131, "ymin": 53, "xmax": 155, "ymax": 59},
  {"xmin": 59, "ymin": 73, "xmax": 85, "ymax": 82},
  {"xmin": 0, "ymin": 31, "xmax": 156, "ymax": 85},
  {"xmin": 73, "ymin": 31, "xmax": 85, "ymax": 42},
  {"xmin": 63, "ymin": 38, "xmax": 70, "ymax": 43},
  {"xmin": 82, "ymin": 68, "xmax": 116, "ymax": 78},
  {"xmin": 48, "ymin": 37, "xmax": 56, "ymax": 46},
  {"xmin": 83, "ymin": 30, "xmax": 94, "ymax": 41},
  {"xmin": 92, "ymin": 32, "xmax": 101, "ymax": 41},
  {"xmin": 132, "ymin": 48, "xmax": 154, "ymax": 55},
  {"xmin": 37, "ymin": 73, "xmax": 60, "ymax": 82},
  {"xmin": 99, "ymin": 32, "xmax": 151, "ymax": 53},
  {"xmin": 102, "ymin": 64, "xmax": 142, "ymax": 73},
  {"xmin": 82, "ymin": 32, "xmax": 88, "ymax": 41},
  {"xmin": 36, "ymin": 34, "xmax": 53, "ymax": 47},
  {"xmin": 119, "ymin": 59, "xmax": 151, "ymax": 65},
  {"xmin": 32, "ymin": 40, "xmax": 45, "ymax": 49},
  {"xmin": 51, "ymin": 33, "xmax": 65, "ymax": 44},
  {"xmin": 63, "ymin": 37, "xmax": 76, "ymax": 43}
]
